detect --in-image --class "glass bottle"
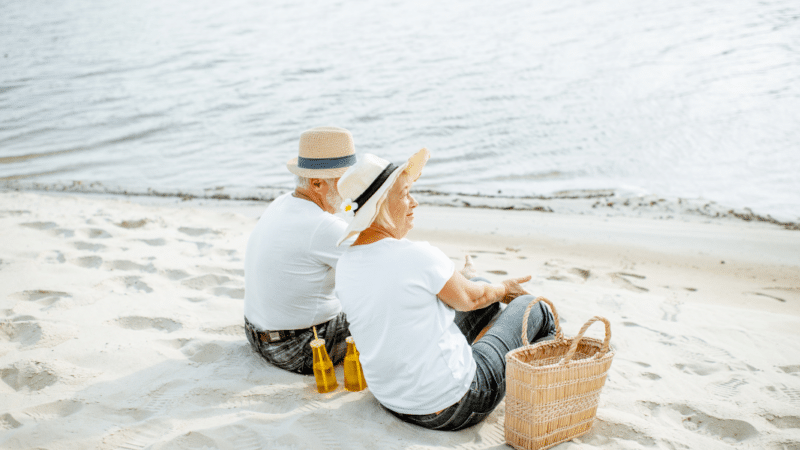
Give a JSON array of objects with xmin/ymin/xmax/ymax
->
[
  {"xmin": 311, "ymin": 338, "xmax": 338, "ymax": 393},
  {"xmin": 344, "ymin": 336, "xmax": 367, "ymax": 392}
]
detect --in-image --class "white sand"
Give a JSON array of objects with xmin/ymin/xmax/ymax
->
[{"xmin": 1, "ymin": 190, "xmax": 799, "ymax": 450}]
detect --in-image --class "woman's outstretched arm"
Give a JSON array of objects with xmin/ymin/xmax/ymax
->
[{"xmin": 438, "ymin": 268, "xmax": 531, "ymax": 312}]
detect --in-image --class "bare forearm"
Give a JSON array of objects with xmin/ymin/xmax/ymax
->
[{"xmin": 463, "ymin": 281, "xmax": 506, "ymax": 311}]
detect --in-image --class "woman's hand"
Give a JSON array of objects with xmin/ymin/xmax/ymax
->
[
  {"xmin": 459, "ymin": 255, "xmax": 478, "ymax": 279},
  {"xmin": 500, "ymin": 276, "xmax": 532, "ymax": 304}
]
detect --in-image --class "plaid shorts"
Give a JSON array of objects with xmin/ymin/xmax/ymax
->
[{"xmin": 244, "ymin": 313, "xmax": 351, "ymax": 375}]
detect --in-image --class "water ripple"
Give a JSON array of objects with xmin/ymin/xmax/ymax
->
[{"xmin": 0, "ymin": 0, "xmax": 798, "ymax": 218}]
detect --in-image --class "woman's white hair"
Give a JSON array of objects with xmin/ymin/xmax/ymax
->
[
  {"xmin": 371, "ymin": 169, "xmax": 411, "ymax": 230},
  {"xmin": 372, "ymin": 190, "xmax": 395, "ymax": 229}
]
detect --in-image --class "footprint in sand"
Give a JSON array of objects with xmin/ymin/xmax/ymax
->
[
  {"xmin": 181, "ymin": 341, "xmax": 226, "ymax": 363},
  {"xmin": 778, "ymin": 365, "xmax": 800, "ymax": 374},
  {"xmin": 161, "ymin": 269, "xmax": 191, "ymax": 280},
  {"xmin": 767, "ymin": 415, "xmax": 800, "ymax": 429},
  {"xmin": 116, "ymin": 276, "xmax": 153, "ymax": 293},
  {"xmin": 0, "ymin": 413, "xmax": 23, "ymax": 430},
  {"xmin": 182, "ymin": 274, "xmax": 232, "ymax": 290},
  {"xmin": 586, "ymin": 420, "xmax": 656, "ymax": 446},
  {"xmin": 114, "ymin": 316, "xmax": 182, "ymax": 332},
  {"xmin": 707, "ymin": 377, "xmax": 748, "ymax": 400},
  {"xmin": 139, "ymin": 238, "xmax": 166, "ymax": 246},
  {"xmin": 0, "ymin": 361, "xmax": 58, "ymax": 391},
  {"xmin": 181, "ymin": 274, "xmax": 244, "ymax": 299},
  {"xmin": 213, "ymin": 248, "xmax": 240, "ymax": 259},
  {"xmin": 154, "ymin": 431, "xmax": 218, "ymax": 449},
  {"xmin": 10, "ymin": 290, "xmax": 71, "ymax": 306},
  {"xmin": 20, "ymin": 221, "xmax": 57, "ymax": 230},
  {"xmin": 610, "ymin": 272, "xmax": 648, "ymax": 292},
  {"xmin": 81, "ymin": 228, "xmax": 112, "ymax": 239},
  {"xmin": 37, "ymin": 250, "xmax": 65, "ymax": 264},
  {"xmin": 570, "ymin": 268, "xmax": 591, "ymax": 280},
  {"xmin": 73, "ymin": 241, "xmax": 105, "ymax": 252},
  {"xmin": 100, "ymin": 419, "xmax": 174, "ymax": 450},
  {"xmin": 213, "ymin": 287, "xmax": 245, "ymax": 299},
  {"xmin": 764, "ymin": 384, "xmax": 800, "ymax": 407},
  {"xmin": 22, "ymin": 399, "xmax": 83, "ymax": 421},
  {"xmin": 0, "ymin": 319, "xmax": 43, "ymax": 347},
  {"xmin": 103, "ymin": 260, "xmax": 157, "ymax": 273},
  {"xmin": 72, "ymin": 255, "xmax": 103, "ymax": 269},
  {"xmin": 640, "ymin": 402, "xmax": 759, "ymax": 443},
  {"xmin": 21, "ymin": 222, "xmax": 75, "ymax": 238},
  {"xmin": 116, "ymin": 219, "xmax": 147, "ymax": 229},
  {"xmin": 179, "ymin": 226, "xmax": 219, "ymax": 237},
  {"xmin": 138, "ymin": 379, "xmax": 191, "ymax": 414},
  {"xmin": 660, "ymin": 300, "xmax": 680, "ymax": 322},
  {"xmin": 0, "ymin": 209, "xmax": 30, "ymax": 217}
]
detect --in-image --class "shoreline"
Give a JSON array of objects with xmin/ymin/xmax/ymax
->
[
  {"xmin": 2, "ymin": 190, "xmax": 799, "ymax": 449},
  {"xmin": 2, "ymin": 180, "xmax": 799, "ymax": 232}
]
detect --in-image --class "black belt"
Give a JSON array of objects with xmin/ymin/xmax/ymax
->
[{"xmin": 245, "ymin": 318, "xmax": 314, "ymax": 344}]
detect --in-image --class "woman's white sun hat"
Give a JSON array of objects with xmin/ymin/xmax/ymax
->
[
  {"xmin": 286, "ymin": 126, "xmax": 357, "ymax": 178},
  {"xmin": 336, "ymin": 148, "xmax": 430, "ymax": 246}
]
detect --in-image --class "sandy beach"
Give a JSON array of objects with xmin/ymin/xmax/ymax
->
[{"xmin": 1, "ymin": 189, "xmax": 799, "ymax": 450}]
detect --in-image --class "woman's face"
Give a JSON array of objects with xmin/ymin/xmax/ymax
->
[{"xmin": 386, "ymin": 171, "xmax": 418, "ymax": 238}]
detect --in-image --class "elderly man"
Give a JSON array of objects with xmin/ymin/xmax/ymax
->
[{"xmin": 244, "ymin": 126, "xmax": 356, "ymax": 374}]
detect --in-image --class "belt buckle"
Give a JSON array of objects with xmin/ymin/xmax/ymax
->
[{"xmin": 269, "ymin": 331, "xmax": 281, "ymax": 342}]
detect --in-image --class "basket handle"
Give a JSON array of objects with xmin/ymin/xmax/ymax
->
[
  {"xmin": 560, "ymin": 316, "xmax": 611, "ymax": 365},
  {"xmin": 521, "ymin": 297, "xmax": 563, "ymax": 344}
]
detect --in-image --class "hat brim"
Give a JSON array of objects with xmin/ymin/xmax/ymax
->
[
  {"xmin": 337, "ymin": 148, "xmax": 430, "ymax": 246},
  {"xmin": 287, "ymin": 158, "xmax": 352, "ymax": 178}
]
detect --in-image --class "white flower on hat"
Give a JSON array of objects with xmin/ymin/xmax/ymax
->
[{"xmin": 341, "ymin": 199, "xmax": 358, "ymax": 218}]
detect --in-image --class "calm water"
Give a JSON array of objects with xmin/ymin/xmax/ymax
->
[{"xmin": 2, "ymin": 0, "xmax": 799, "ymax": 219}]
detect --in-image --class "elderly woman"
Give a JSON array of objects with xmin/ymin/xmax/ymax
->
[{"xmin": 334, "ymin": 149, "xmax": 556, "ymax": 431}]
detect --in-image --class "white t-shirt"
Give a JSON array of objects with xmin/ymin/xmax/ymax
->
[
  {"xmin": 335, "ymin": 238, "xmax": 475, "ymax": 415},
  {"xmin": 244, "ymin": 193, "xmax": 350, "ymax": 331}
]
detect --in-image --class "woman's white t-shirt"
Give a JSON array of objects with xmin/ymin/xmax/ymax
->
[{"xmin": 335, "ymin": 238, "xmax": 475, "ymax": 415}]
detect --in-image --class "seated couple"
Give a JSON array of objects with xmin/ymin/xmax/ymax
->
[{"xmin": 244, "ymin": 127, "xmax": 556, "ymax": 431}]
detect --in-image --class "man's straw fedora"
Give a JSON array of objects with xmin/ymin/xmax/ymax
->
[
  {"xmin": 336, "ymin": 148, "xmax": 430, "ymax": 246},
  {"xmin": 286, "ymin": 126, "xmax": 357, "ymax": 178}
]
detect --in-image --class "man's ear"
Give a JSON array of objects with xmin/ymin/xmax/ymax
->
[{"xmin": 309, "ymin": 178, "xmax": 324, "ymax": 190}]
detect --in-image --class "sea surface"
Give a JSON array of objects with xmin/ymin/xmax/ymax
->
[{"xmin": 2, "ymin": 0, "xmax": 799, "ymax": 220}]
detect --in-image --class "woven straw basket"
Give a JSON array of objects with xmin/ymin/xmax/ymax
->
[{"xmin": 505, "ymin": 297, "xmax": 614, "ymax": 450}]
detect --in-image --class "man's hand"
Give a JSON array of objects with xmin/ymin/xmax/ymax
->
[
  {"xmin": 500, "ymin": 276, "xmax": 532, "ymax": 304},
  {"xmin": 460, "ymin": 255, "xmax": 478, "ymax": 279}
]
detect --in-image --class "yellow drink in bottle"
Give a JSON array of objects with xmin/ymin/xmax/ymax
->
[
  {"xmin": 310, "ymin": 335, "xmax": 337, "ymax": 393},
  {"xmin": 344, "ymin": 336, "xmax": 367, "ymax": 392}
]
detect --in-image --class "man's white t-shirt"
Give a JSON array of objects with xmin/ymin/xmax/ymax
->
[
  {"xmin": 244, "ymin": 193, "xmax": 349, "ymax": 331},
  {"xmin": 335, "ymin": 238, "xmax": 476, "ymax": 415}
]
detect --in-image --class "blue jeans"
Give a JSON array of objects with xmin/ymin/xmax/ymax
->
[{"xmin": 387, "ymin": 279, "xmax": 556, "ymax": 431}]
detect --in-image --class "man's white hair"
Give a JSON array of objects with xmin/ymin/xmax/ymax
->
[
  {"xmin": 296, "ymin": 176, "xmax": 338, "ymax": 190},
  {"xmin": 296, "ymin": 176, "xmax": 342, "ymax": 212}
]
